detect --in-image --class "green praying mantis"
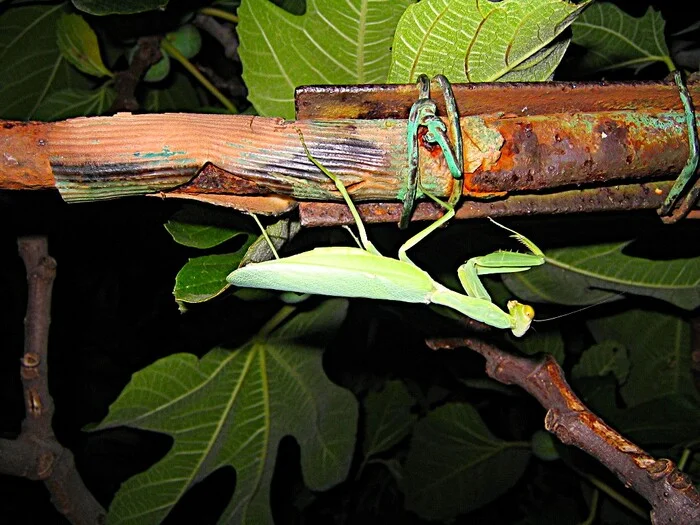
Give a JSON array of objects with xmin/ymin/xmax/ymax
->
[{"xmin": 227, "ymin": 133, "xmax": 546, "ymax": 337}]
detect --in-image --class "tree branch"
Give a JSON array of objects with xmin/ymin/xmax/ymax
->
[
  {"xmin": 193, "ymin": 13, "xmax": 239, "ymax": 60},
  {"xmin": 426, "ymin": 337, "xmax": 700, "ymax": 524},
  {"xmin": 0, "ymin": 237, "xmax": 106, "ymax": 525},
  {"xmin": 110, "ymin": 36, "xmax": 162, "ymax": 113}
]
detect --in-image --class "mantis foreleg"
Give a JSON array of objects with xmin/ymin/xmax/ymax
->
[{"xmin": 458, "ymin": 218, "xmax": 545, "ymax": 301}]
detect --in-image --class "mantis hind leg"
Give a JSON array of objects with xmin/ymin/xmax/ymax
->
[{"xmin": 296, "ymin": 129, "xmax": 381, "ymax": 256}]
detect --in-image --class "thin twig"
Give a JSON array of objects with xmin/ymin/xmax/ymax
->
[
  {"xmin": 194, "ymin": 64, "xmax": 247, "ymax": 98},
  {"xmin": 110, "ymin": 36, "xmax": 162, "ymax": 113},
  {"xmin": 161, "ymin": 38, "xmax": 238, "ymax": 113},
  {"xmin": 0, "ymin": 237, "xmax": 106, "ymax": 524},
  {"xmin": 199, "ymin": 7, "xmax": 239, "ymax": 25},
  {"xmin": 426, "ymin": 337, "xmax": 700, "ymax": 524},
  {"xmin": 194, "ymin": 12, "xmax": 240, "ymax": 60}
]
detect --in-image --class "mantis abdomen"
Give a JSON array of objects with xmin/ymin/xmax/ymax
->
[{"xmin": 228, "ymin": 246, "xmax": 436, "ymax": 303}]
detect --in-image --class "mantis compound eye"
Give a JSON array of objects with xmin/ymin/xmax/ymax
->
[{"xmin": 523, "ymin": 305, "xmax": 535, "ymax": 320}]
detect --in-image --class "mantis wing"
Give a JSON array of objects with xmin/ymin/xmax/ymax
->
[{"xmin": 227, "ymin": 247, "xmax": 436, "ymax": 304}]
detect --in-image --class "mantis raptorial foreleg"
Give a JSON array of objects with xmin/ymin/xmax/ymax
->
[
  {"xmin": 457, "ymin": 220, "xmax": 545, "ymax": 301},
  {"xmin": 227, "ymin": 131, "xmax": 546, "ymax": 337},
  {"xmin": 398, "ymin": 185, "xmax": 544, "ymax": 303}
]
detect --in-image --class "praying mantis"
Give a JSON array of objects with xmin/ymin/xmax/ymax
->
[{"xmin": 227, "ymin": 133, "xmax": 546, "ymax": 337}]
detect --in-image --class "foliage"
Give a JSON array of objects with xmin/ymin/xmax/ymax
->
[
  {"xmin": 402, "ymin": 403, "xmax": 531, "ymax": 518},
  {"xmin": 71, "ymin": 0, "xmax": 169, "ymax": 16},
  {"xmin": 0, "ymin": 4, "xmax": 91, "ymax": 119},
  {"xmin": 56, "ymin": 13, "xmax": 113, "ymax": 77},
  {"xmin": 504, "ymin": 237, "xmax": 700, "ymax": 309},
  {"xmin": 237, "ymin": 0, "xmax": 414, "ymax": 118},
  {"xmin": 1, "ymin": 1, "xmax": 699, "ymax": 524},
  {"xmin": 571, "ymin": 3, "xmax": 675, "ymax": 74},
  {"xmin": 91, "ymin": 299, "xmax": 356, "ymax": 525},
  {"xmin": 387, "ymin": 0, "xmax": 591, "ymax": 83}
]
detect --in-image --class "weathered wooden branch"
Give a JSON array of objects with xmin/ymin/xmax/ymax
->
[{"xmin": 1, "ymin": 80, "xmax": 698, "ymax": 225}]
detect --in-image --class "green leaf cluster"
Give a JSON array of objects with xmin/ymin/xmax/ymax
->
[
  {"xmin": 0, "ymin": 3, "xmax": 203, "ymax": 121},
  {"xmin": 165, "ymin": 204, "xmax": 257, "ymax": 304},
  {"xmin": 0, "ymin": 5, "xmax": 90, "ymax": 119}
]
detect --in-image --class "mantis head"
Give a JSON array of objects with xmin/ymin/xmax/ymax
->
[{"xmin": 507, "ymin": 300, "xmax": 535, "ymax": 337}]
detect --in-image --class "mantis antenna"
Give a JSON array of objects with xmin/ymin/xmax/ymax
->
[{"xmin": 533, "ymin": 293, "xmax": 625, "ymax": 322}]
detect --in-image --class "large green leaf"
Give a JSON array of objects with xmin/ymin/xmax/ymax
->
[
  {"xmin": 56, "ymin": 13, "xmax": 112, "ymax": 77},
  {"xmin": 0, "ymin": 4, "xmax": 91, "ymax": 119},
  {"xmin": 93, "ymin": 300, "xmax": 356, "ymax": 525},
  {"xmin": 503, "ymin": 242, "xmax": 700, "ymax": 310},
  {"xmin": 32, "ymin": 86, "xmax": 115, "ymax": 121},
  {"xmin": 587, "ymin": 309, "xmax": 694, "ymax": 407},
  {"xmin": 71, "ymin": 0, "xmax": 168, "ymax": 15},
  {"xmin": 165, "ymin": 208, "xmax": 249, "ymax": 249},
  {"xmin": 237, "ymin": 0, "xmax": 414, "ymax": 118},
  {"xmin": 402, "ymin": 403, "xmax": 530, "ymax": 520},
  {"xmin": 174, "ymin": 242, "xmax": 254, "ymax": 304},
  {"xmin": 571, "ymin": 3, "xmax": 673, "ymax": 75},
  {"xmin": 387, "ymin": 0, "xmax": 591, "ymax": 83},
  {"xmin": 362, "ymin": 380, "xmax": 416, "ymax": 459},
  {"xmin": 613, "ymin": 394, "xmax": 700, "ymax": 445},
  {"xmin": 572, "ymin": 341, "xmax": 630, "ymax": 384}
]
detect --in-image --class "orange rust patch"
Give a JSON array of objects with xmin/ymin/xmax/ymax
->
[{"xmin": 545, "ymin": 360, "xmax": 585, "ymax": 411}]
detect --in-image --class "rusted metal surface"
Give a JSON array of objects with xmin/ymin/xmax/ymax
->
[
  {"xmin": 2, "ymin": 110, "xmax": 690, "ymax": 204},
  {"xmin": 298, "ymin": 181, "xmax": 675, "ymax": 226},
  {"xmin": 296, "ymin": 79, "xmax": 700, "ymax": 119},
  {"xmin": 154, "ymin": 191, "xmax": 297, "ymax": 216},
  {"xmin": 464, "ymin": 111, "xmax": 691, "ymax": 194},
  {"xmin": 45, "ymin": 113, "xmax": 406, "ymax": 203},
  {"xmin": 177, "ymin": 163, "xmax": 268, "ymax": 195},
  {"xmin": 0, "ymin": 80, "xmax": 698, "ymax": 223},
  {"xmin": 0, "ymin": 120, "xmax": 55, "ymax": 189},
  {"xmin": 160, "ymin": 111, "xmax": 695, "ymax": 198},
  {"xmin": 13, "ymin": 110, "xmax": 694, "ymax": 204}
]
